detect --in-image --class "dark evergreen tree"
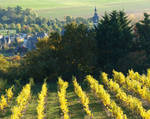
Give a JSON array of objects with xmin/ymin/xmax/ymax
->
[
  {"xmin": 136, "ymin": 13, "xmax": 150, "ymax": 56},
  {"xmin": 95, "ymin": 10, "xmax": 133, "ymax": 72}
]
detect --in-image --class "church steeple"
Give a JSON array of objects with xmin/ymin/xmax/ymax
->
[
  {"xmin": 93, "ymin": 6, "xmax": 99, "ymax": 26},
  {"xmin": 95, "ymin": 6, "xmax": 97, "ymax": 13}
]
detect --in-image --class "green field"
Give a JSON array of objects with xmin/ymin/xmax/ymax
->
[{"xmin": 0, "ymin": 0, "xmax": 150, "ymax": 19}]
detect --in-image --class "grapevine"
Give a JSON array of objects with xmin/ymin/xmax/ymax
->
[
  {"xmin": 37, "ymin": 82, "xmax": 48, "ymax": 119},
  {"xmin": 58, "ymin": 77, "xmax": 69, "ymax": 119},
  {"xmin": 73, "ymin": 77, "xmax": 93, "ymax": 118}
]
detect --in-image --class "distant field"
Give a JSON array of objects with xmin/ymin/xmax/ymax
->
[{"xmin": 0, "ymin": 0, "xmax": 150, "ymax": 19}]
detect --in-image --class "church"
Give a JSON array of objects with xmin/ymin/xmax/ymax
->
[{"xmin": 92, "ymin": 7, "xmax": 99, "ymax": 26}]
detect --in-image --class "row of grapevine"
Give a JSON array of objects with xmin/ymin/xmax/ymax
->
[
  {"xmin": 113, "ymin": 70, "xmax": 150, "ymax": 103},
  {"xmin": 73, "ymin": 77, "xmax": 93, "ymax": 118},
  {"xmin": 101, "ymin": 72, "xmax": 150, "ymax": 119},
  {"xmin": 58, "ymin": 77, "xmax": 69, "ymax": 119},
  {"xmin": 86, "ymin": 75, "xmax": 127, "ymax": 119},
  {"xmin": 11, "ymin": 83, "xmax": 31, "ymax": 119},
  {"xmin": 128, "ymin": 69, "xmax": 150, "ymax": 88},
  {"xmin": 0, "ymin": 86, "xmax": 13, "ymax": 111},
  {"xmin": 37, "ymin": 82, "xmax": 48, "ymax": 119}
]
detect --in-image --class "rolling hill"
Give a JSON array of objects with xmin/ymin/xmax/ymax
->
[{"xmin": 0, "ymin": 0, "xmax": 150, "ymax": 19}]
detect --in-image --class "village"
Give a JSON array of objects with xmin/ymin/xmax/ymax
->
[
  {"xmin": 0, "ymin": 30, "xmax": 48, "ymax": 56},
  {"xmin": 0, "ymin": 7, "xmax": 99, "ymax": 56}
]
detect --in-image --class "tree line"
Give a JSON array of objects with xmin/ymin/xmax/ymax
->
[
  {"xmin": 0, "ymin": 6, "xmax": 92, "ymax": 34},
  {"xmin": 0, "ymin": 10, "xmax": 150, "ymax": 83}
]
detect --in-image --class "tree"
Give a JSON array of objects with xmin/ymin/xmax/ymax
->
[
  {"xmin": 33, "ymin": 24, "xmax": 40, "ymax": 32},
  {"xmin": 3, "ymin": 24, "xmax": 8, "ymax": 29},
  {"xmin": 136, "ymin": 13, "xmax": 150, "ymax": 56},
  {"xmin": 66, "ymin": 16, "xmax": 73, "ymax": 23},
  {"xmin": 16, "ymin": 23, "xmax": 21, "ymax": 33},
  {"xmin": 26, "ymin": 26, "xmax": 32, "ymax": 33},
  {"xmin": 10, "ymin": 23, "xmax": 16, "ymax": 29},
  {"xmin": 0, "ymin": 55, "xmax": 10, "ymax": 72},
  {"xmin": 0, "ymin": 24, "xmax": 3, "ymax": 29},
  {"xmin": 19, "ymin": 23, "xmax": 97, "ymax": 81},
  {"xmin": 95, "ymin": 10, "xmax": 133, "ymax": 72},
  {"xmin": 135, "ymin": 13, "xmax": 150, "ymax": 70},
  {"xmin": 15, "ymin": 6, "xmax": 22, "ymax": 15},
  {"xmin": 2, "ymin": 16, "xmax": 9, "ymax": 23},
  {"xmin": 35, "ymin": 17, "xmax": 42, "ymax": 25},
  {"xmin": 20, "ymin": 37, "xmax": 60, "ymax": 82},
  {"xmin": 60, "ymin": 23, "xmax": 97, "ymax": 78},
  {"xmin": 41, "ymin": 24, "xmax": 49, "ymax": 32}
]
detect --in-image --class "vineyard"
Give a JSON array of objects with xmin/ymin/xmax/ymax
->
[{"xmin": 1, "ymin": 70, "xmax": 150, "ymax": 119}]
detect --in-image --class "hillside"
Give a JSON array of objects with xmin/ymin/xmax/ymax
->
[
  {"xmin": 0, "ymin": 0, "xmax": 150, "ymax": 19},
  {"xmin": 1, "ymin": 71, "xmax": 150, "ymax": 119}
]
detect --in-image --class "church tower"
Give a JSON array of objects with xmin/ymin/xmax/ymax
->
[{"xmin": 93, "ymin": 7, "xmax": 99, "ymax": 26}]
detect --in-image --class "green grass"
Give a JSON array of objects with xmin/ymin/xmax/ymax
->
[{"xmin": 0, "ymin": 0, "xmax": 150, "ymax": 19}]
